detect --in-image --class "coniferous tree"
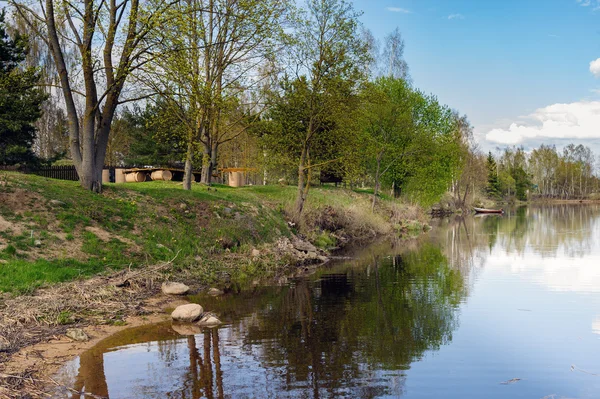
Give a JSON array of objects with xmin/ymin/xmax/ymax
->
[
  {"xmin": 0, "ymin": 11, "xmax": 46, "ymax": 165},
  {"xmin": 486, "ymin": 152, "xmax": 501, "ymax": 199}
]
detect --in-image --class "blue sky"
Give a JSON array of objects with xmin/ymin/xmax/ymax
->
[{"xmin": 353, "ymin": 0, "xmax": 600, "ymax": 154}]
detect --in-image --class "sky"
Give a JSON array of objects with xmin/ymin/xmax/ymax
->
[{"xmin": 352, "ymin": 0, "xmax": 600, "ymax": 155}]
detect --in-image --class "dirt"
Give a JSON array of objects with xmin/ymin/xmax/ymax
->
[{"xmin": 1, "ymin": 296, "xmax": 186, "ymax": 399}]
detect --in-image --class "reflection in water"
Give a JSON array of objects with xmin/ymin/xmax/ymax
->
[
  {"xmin": 57, "ymin": 241, "xmax": 466, "ymax": 399},
  {"xmin": 57, "ymin": 205, "xmax": 600, "ymax": 399}
]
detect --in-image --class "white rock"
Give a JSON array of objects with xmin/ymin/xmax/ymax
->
[
  {"xmin": 161, "ymin": 282, "xmax": 190, "ymax": 295},
  {"xmin": 34, "ymin": 240, "xmax": 42, "ymax": 247},
  {"xmin": 49, "ymin": 199, "xmax": 65, "ymax": 206},
  {"xmin": 251, "ymin": 248, "xmax": 261, "ymax": 257},
  {"xmin": 197, "ymin": 313, "xmax": 222, "ymax": 327},
  {"xmin": 66, "ymin": 328, "xmax": 88, "ymax": 342},
  {"xmin": 171, "ymin": 304, "xmax": 203, "ymax": 322},
  {"xmin": 207, "ymin": 287, "xmax": 224, "ymax": 296}
]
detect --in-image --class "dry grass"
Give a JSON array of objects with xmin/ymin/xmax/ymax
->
[
  {"xmin": 0, "ymin": 256, "xmax": 180, "ymax": 398},
  {"xmin": 296, "ymin": 189, "xmax": 428, "ymax": 246}
]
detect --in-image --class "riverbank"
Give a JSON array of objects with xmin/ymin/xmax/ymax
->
[{"xmin": 0, "ymin": 171, "xmax": 428, "ymax": 398}]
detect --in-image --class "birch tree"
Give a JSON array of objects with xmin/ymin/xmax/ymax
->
[{"xmin": 286, "ymin": 0, "xmax": 370, "ymax": 217}]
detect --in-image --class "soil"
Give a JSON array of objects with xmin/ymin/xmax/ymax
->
[{"xmin": 0, "ymin": 295, "xmax": 186, "ymax": 399}]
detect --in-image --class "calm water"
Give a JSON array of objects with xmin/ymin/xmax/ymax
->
[{"xmin": 55, "ymin": 205, "xmax": 600, "ymax": 398}]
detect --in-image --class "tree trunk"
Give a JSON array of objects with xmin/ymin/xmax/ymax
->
[
  {"xmin": 200, "ymin": 140, "xmax": 212, "ymax": 184},
  {"xmin": 294, "ymin": 144, "xmax": 308, "ymax": 218},
  {"xmin": 372, "ymin": 151, "xmax": 383, "ymax": 212},
  {"xmin": 183, "ymin": 137, "xmax": 194, "ymax": 190}
]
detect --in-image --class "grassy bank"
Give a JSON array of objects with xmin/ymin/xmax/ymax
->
[{"xmin": 0, "ymin": 172, "xmax": 426, "ymax": 294}]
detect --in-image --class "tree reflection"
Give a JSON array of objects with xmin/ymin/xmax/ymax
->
[
  {"xmin": 69, "ymin": 236, "xmax": 475, "ymax": 398},
  {"xmin": 232, "ymin": 242, "xmax": 467, "ymax": 398}
]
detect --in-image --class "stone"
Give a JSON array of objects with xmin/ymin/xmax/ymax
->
[
  {"xmin": 34, "ymin": 239, "xmax": 42, "ymax": 247},
  {"xmin": 161, "ymin": 282, "xmax": 190, "ymax": 295},
  {"xmin": 171, "ymin": 323, "xmax": 203, "ymax": 336},
  {"xmin": 223, "ymin": 207, "xmax": 232, "ymax": 214},
  {"xmin": 179, "ymin": 203, "xmax": 187, "ymax": 210},
  {"xmin": 171, "ymin": 304, "xmax": 203, "ymax": 322},
  {"xmin": 317, "ymin": 255, "xmax": 329, "ymax": 263},
  {"xmin": 251, "ymin": 248, "xmax": 261, "ymax": 257},
  {"xmin": 293, "ymin": 240, "xmax": 317, "ymax": 253},
  {"xmin": 197, "ymin": 313, "xmax": 222, "ymax": 327},
  {"xmin": 207, "ymin": 287, "xmax": 224, "ymax": 296},
  {"xmin": 306, "ymin": 251, "xmax": 318, "ymax": 259},
  {"xmin": 66, "ymin": 328, "xmax": 89, "ymax": 342},
  {"xmin": 49, "ymin": 199, "xmax": 65, "ymax": 206}
]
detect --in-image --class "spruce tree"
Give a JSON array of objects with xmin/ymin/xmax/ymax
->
[
  {"xmin": 0, "ymin": 11, "xmax": 46, "ymax": 165},
  {"xmin": 486, "ymin": 152, "xmax": 501, "ymax": 199}
]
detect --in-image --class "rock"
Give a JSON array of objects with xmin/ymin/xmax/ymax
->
[
  {"xmin": 171, "ymin": 322, "xmax": 203, "ymax": 336},
  {"xmin": 251, "ymin": 248, "xmax": 261, "ymax": 257},
  {"xmin": 66, "ymin": 328, "xmax": 89, "ymax": 342},
  {"xmin": 49, "ymin": 199, "xmax": 65, "ymax": 206},
  {"xmin": 179, "ymin": 203, "xmax": 187, "ymax": 210},
  {"xmin": 207, "ymin": 287, "xmax": 224, "ymax": 296},
  {"xmin": 306, "ymin": 251, "xmax": 318, "ymax": 259},
  {"xmin": 223, "ymin": 207, "xmax": 232, "ymax": 214},
  {"xmin": 293, "ymin": 240, "xmax": 317, "ymax": 253},
  {"xmin": 317, "ymin": 255, "xmax": 329, "ymax": 262},
  {"xmin": 197, "ymin": 313, "xmax": 222, "ymax": 327},
  {"xmin": 34, "ymin": 239, "xmax": 42, "ymax": 247},
  {"xmin": 161, "ymin": 282, "xmax": 190, "ymax": 295},
  {"xmin": 171, "ymin": 304, "xmax": 203, "ymax": 322}
]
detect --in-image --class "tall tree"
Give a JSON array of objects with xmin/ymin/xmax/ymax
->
[
  {"xmin": 381, "ymin": 28, "xmax": 409, "ymax": 80},
  {"xmin": 284, "ymin": 0, "xmax": 370, "ymax": 218},
  {"xmin": 145, "ymin": 0, "xmax": 288, "ymax": 189},
  {"xmin": 486, "ymin": 152, "xmax": 501, "ymax": 199},
  {"xmin": 10, "ymin": 0, "xmax": 173, "ymax": 191},
  {"xmin": 0, "ymin": 11, "xmax": 46, "ymax": 165}
]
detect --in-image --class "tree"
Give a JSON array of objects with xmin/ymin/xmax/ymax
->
[
  {"xmin": 284, "ymin": 0, "xmax": 370, "ymax": 218},
  {"xmin": 450, "ymin": 113, "xmax": 485, "ymax": 209},
  {"xmin": 360, "ymin": 77, "xmax": 413, "ymax": 210},
  {"xmin": 381, "ymin": 28, "xmax": 409, "ymax": 80},
  {"xmin": 0, "ymin": 11, "xmax": 46, "ymax": 165},
  {"xmin": 145, "ymin": 0, "xmax": 288, "ymax": 189},
  {"xmin": 486, "ymin": 152, "xmax": 501, "ymax": 199},
  {"xmin": 11, "ymin": 0, "xmax": 173, "ymax": 191}
]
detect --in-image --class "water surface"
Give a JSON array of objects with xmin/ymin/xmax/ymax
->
[{"xmin": 56, "ymin": 205, "xmax": 600, "ymax": 398}]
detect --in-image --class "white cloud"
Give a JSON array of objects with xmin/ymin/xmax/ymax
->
[
  {"xmin": 485, "ymin": 101, "xmax": 600, "ymax": 145},
  {"xmin": 386, "ymin": 7, "xmax": 411, "ymax": 13},
  {"xmin": 590, "ymin": 58, "xmax": 600, "ymax": 77},
  {"xmin": 578, "ymin": 0, "xmax": 592, "ymax": 6},
  {"xmin": 448, "ymin": 13, "xmax": 465, "ymax": 20}
]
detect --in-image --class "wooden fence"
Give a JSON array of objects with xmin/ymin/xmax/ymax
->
[{"xmin": 0, "ymin": 165, "xmax": 82, "ymax": 181}]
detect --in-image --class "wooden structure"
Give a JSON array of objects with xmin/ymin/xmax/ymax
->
[{"xmin": 219, "ymin": 167, "xmax": 257, "ymax": 187}]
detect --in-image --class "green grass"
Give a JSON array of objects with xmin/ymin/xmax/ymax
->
[
  {"xmin": 0, "ymin": 258, "xmax": 110, "ymax": 294},
  {"xmin": 0, "ymin": 172, "xmax": 421, "ymax": 294}
]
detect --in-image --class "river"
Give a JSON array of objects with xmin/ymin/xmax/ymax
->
[{"xmin": 54, "ymin": 204, "xmax": 600, "ymax": 398}]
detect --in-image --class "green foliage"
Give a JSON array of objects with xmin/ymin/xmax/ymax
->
[
  {"xmin": 486, "ymin": 152, "xmax": 501, "ymax": 199},
  {"xmin": 0, "ymin": 11, "xmax": 47, "ymax": 165},
  {"xmin": 359, "ymin": 77, "xmax": 463, "ymax": 207},
  {"xmin": 114, "ymin": 103, "xmax": 187, "ymax": 167}
]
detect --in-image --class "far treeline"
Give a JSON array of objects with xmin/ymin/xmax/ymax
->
[
  {"xmin": 483, "ymin": 144, "xmax": 600, "ymax": 202},
  {"xmin": 2, "ymin": 0, "xmax": 598, "ymax": 215}
]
